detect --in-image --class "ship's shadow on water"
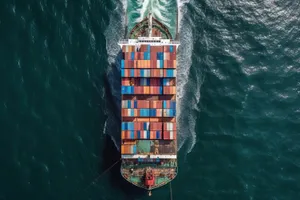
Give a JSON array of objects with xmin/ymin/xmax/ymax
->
[
  {"xmin": 101, "ymin": 135, "xmax": 145, "ymax": 199},
  {"xmin": 101, "ymin": 51, "xmax": 146, "ymax": 199}
]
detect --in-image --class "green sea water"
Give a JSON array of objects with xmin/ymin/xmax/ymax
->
[{"xmin": 1, "ymin": 0, "xmax": 300, "ymax": 200}]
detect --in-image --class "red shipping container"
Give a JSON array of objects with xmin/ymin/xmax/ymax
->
[
  {"xmin": 150, "ymin": 100, "xmax": 162, "ymax": 108},
  {"xmin": 150, "ymin": 122, "xmax": 163, "ymax": 131},
  {"xmin": 164, "ymin": 60, "xmax": 168, "ymax": 68},
  {"xmin": 134, "ymin": 86, "xmax": 143, "ymax": 94},
  {"xmin": 170, "ymin": 52, "xmax": 176, "ymax": 60},
  {"xmin": 150, "ymin": 60, "xmax": 156, "ymax": 68},
  {"xmin": 127, "ymin": 60, "xmax": 132, "ymax": 68},
  {"xmin": 163, "ymin": 131, "xmax": 177, "ymax": 140},
  {"xmin": 151, "ymin": 52, "xmax": 157, "ymax": 60},
  {"xmin": 121, "ymin": 109, "xmax": 126, "ymax": 117},
  {"xmin": 122, "ymin": 78, "xmax": 130, "ymax": 86},
  {"xmin": 149, "ymin": 78, "xmax": 160, "ymax": 86},
  {"xmin": 137, "ymin": 100, "xmax": 150, "ymax": 108},
  {"xmin": 163, "ymin": 131, "xmax": 169, "ymax": 139}
]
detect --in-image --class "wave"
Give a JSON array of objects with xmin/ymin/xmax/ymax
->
[{"xmin": 176, "ymin": 0, "xmax": 200, "ymax": 154}]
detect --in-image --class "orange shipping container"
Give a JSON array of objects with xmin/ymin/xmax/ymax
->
[
  {"xmin": 164, "ymin": 86, "xmax": 176, "ymax": 95},
  {"xmin": 149, "ymin": 118, "xmax": 160, "ymax": 122},
  {"xmin": 150, "ymin": 100, "xmax": 162, "ymax": 108},
  {"xmin": 156, "ymin": 109, "xmax": 163, "ymax": 117},
  {"xmin": 151, "ymin": 69, "xmax": 163, "ymax": 77},
  {"xmin": 144, "ymin": 86, "xmax": 150, "ymax": 94},
  {"xmin": 147, "ymin": 60, "xmax": 150, "ymax": 68},
  {"xmin": 121, "ymin": 144, "xmax": 136, "ymax": 154},
  {"xmin": 123, "ymin": 140, "xmax": 136, "ymax": 145}
]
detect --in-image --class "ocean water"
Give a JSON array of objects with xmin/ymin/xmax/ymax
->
[{"xmin": 1, "ymin": 0, "xmax": 300, "ymax": 200}]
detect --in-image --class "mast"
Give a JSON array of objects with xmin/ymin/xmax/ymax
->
[{"xmin": 148, "ymin": 12, "xmax": 153, "ymax": 37}]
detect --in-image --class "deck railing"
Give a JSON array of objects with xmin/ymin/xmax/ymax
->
[{"xmin": 119, "ymin": 39, "xmax": 180, "ymax": 45}]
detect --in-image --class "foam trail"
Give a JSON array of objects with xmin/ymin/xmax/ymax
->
[
  {"xmin": 103, "ymin": 0, "xmax": 127, "ymax": 149},
  {"xmin": 176, "ymin": 0, "xmax": 200, "ymax": 154},
  {"xmin": 134, "ymin": 0, "xmax": 151, "ymax": 23}
]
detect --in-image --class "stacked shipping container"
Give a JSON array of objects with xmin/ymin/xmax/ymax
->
[{"xmin": 121, "ymin": 44, "xmax": 177, "ymax": 154}]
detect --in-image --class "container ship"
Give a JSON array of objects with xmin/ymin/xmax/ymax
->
[{"xmin": 118, "ymin": 12, "xmax": 179, "ymax": 195}]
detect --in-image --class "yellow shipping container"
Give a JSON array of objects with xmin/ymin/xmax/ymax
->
[{"xmin": 136, "ymin": 118, "xmax": 149, "ymax": 122}]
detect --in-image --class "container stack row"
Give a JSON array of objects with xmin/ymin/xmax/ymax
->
[
  {"xmin": 122, "ymin": 78, "xmax": 175, "ymax": 86},
  {"xmin": 121, "ymin": 122, "xmax": 177, "ymax": 140},
  {"xmin": 121, "ymin": 86, "xmax": 176, "ymax": 95},
  {"xmin": 121, "ymin": 69, "xmax": 176, "ymax": 77},
  {"xmin": 122, "ymin": 100, "xmax": 176, "ymax": 109},
  {"xmin": 121, "ymin": 59, "xmax": 176, "ymax": 68}
]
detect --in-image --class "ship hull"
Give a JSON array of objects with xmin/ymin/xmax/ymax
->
[{"xmin": 118, "ymin": 12, "xmax": 179, "ymax": 193}]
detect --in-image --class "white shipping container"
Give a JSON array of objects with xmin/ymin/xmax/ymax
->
[
  {"xmin": 170, "ymin": 131, "xmax": 174, "ymax": 139},
  {"xmin": 160, "ymin": 69, "xmax": 164, "ymax": 77}
]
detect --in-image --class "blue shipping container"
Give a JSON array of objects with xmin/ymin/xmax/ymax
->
[
  {"xmin": 121, "ymin": 69, "xmax": 125, "ymax": 77},
  {"xmin": 160, "ymin": 60, "xmax": 163, "ymax": 68},
  {"xmin": 166, "ymin": 69, "xmax": 174, "ymax": 77},
  {"xmin": 159, "ymin": 86, "xmax": 163, "ymax": 94},
  {"xmin": 134, "ymin": 100, "xmax": 137, "ymax": 108},
  {"xmin": 140, "ymin": 109, "xmax": 149, "ymax": 117},
  {"xmin": 156, "ymin": 131, "xmax": 160, "ymax": 139},
  {"xmin": 122, "ymin": 86, "xmax": 133, "ymax": 94},
  {"xmin": 133, "ymin": 145, "xmax": 137, "ymax": 154},
  {"xmin": 130, "ymin": 69, "xmax": 134, "ymax": 77},
  {"xmin": 131, "ymin": 52, "xmax": 134, "ymax": 60},
  {"xmin": 143, "ymin": 122, "xmax": 149, "ymax": 130},
  {"xmin": 130, "ymin": 131, "xmax": 134, "ymax": 139},
  {"xmin": 137, "ymin": 130, "xmax": 141, "ymax": 139},
  {"xmin": 171, "ymin": 101, "xmax": 176, "ymax": 109},
  {"xmin": 121, "ymin": 60, "xmax": 125, "ymax": 68},
  {"xmin": 170, "ymin": 46, "xmax": 173, "ymax": 52}
]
